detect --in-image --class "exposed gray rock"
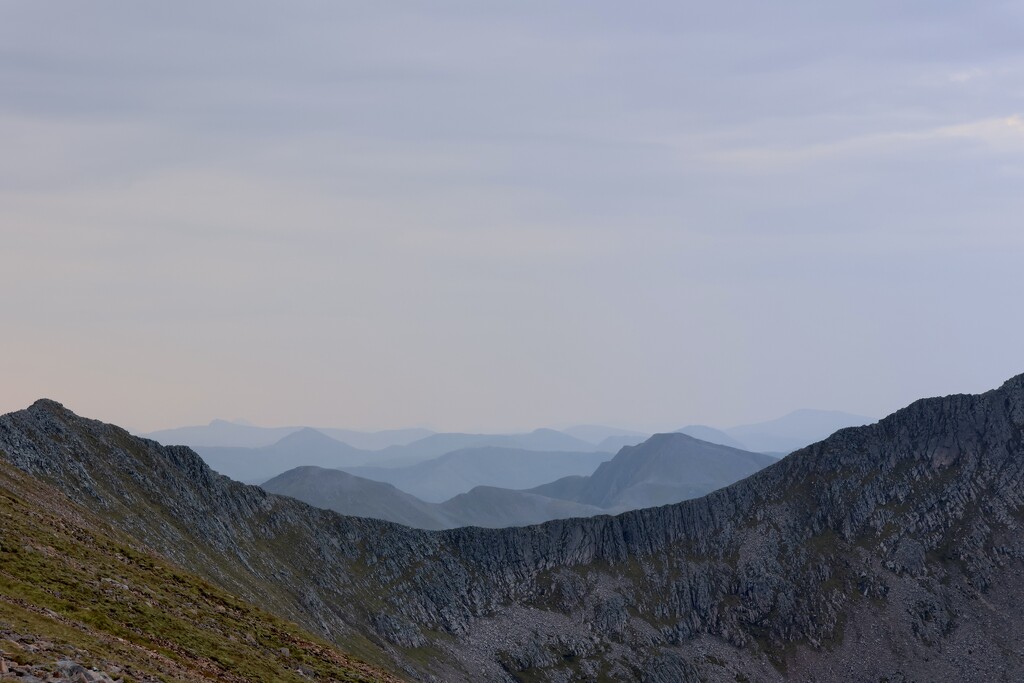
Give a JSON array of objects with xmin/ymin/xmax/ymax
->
[
  {"xmin": 2, "ymin": 375, "xmax": 1024, "ymax": 681},
  {"xmin": 0, "ymin": 658, "xmax": 121, "ymax": 683}
]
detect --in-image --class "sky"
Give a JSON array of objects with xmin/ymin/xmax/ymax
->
[{"xmin": 2, "ymin": 1, "xmax": 1023, "ymax": 433}]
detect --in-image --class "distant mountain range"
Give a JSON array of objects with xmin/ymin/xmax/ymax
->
[
  {"xmin": 262, "ymin": 466, "xmax": 606, "ymax": 529},
  {"xmin": 528, "ymin": 433, "xmax": 776, "ymax": 512},
  {"xmin": 144, "ymin": 410, "xmax": 873, "ymax": 458},
  {"xmin": 560, "ymin": 424, "xmax": 650, "ymax": 445},
  {"xmin": 4, "ymin": 376, "xmax": 1023, "ymax": 680},
  {"xmin": 262, "ymin": 466, "xmax": 451, "ymax": 529},
  {"xmin": 266, "ymin": 433, "xmax": 774, "ymax": 527},
  {"xmin": 679, "ymin": 408, "xmax": 874, "ymax": 454},
  {"xmin": 341, "ymin": 446, "xmax": 614, "ymax": 502},
  {"xmin": 141, "ymin": 419, "xmax": 432, "ymax": 450},
  {"xmin": 674, "ymin": 424, "xmax": 747, "ymax": 449},
  {"xmin": 161, "ymin": 411, "xmax": 874, "ymax": 490},
  {"xmin": 146, "ymin": 411, "xmax": 871, "ymax": 488},
  {"xmin": 594, "ymin": 433, "xmax": 649, "ymax": 452},
  {"xmin": 195, "ymin": 427, "xmax": 371, "ymax": 483},
  {"xmin": 361, "ymin": 428, "xmax": 604, "ymax": 466},
  {"xmin": 191, "ymin": 428, "xmax": 614, "ymax": 485}
]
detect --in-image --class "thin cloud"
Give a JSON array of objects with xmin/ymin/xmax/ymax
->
[{"xmin": 694, "ymin": 115, "xmax": 1024, "ymax": 169}]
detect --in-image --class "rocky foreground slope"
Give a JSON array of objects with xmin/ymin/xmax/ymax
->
[
  {"xmin": 0, "ymin": 454, "xmax": 400, "ymax": 682},
  {"xmin": 3, "ymin": 376, "xmax": 1024, "ymax": 680}
]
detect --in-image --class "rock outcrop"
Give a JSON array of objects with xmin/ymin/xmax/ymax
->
[{"xmin": 3, "ymin": 375, "xmax": 1024, "ymax": 680}]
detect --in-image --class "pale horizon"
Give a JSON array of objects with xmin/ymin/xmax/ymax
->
[{"xmin": 3, "ymin": 2, "xmax": 1022, "ymax": 434}]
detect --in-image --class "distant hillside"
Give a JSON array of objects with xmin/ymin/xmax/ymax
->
[
  {"xmin": 142, "ymin": 419, "xmax": 301, "ymax": 448},
  {"xmin": 675, "ymin": 424, "xmax": 747, "ymax": 449},
  {"xmin": 366, "ymin": 429, "xmax": 604, "ymax": 467},
  {"xmin": 678, "ymin": 410, "xmax": 875, "ymax": 454},
  {"xmin": 141, "ymin": 420, "xmax": 431, "ymax": 450},
  {"xmin": 343, "ymin": 446, "xmax": 613, "ymax": 502},
  {"xmin": 437, "ymin": 485, "xmax": 605, "ymax": 527},
  {"xmin": 193, "ymin": 429, "xmax": 611, "ymax": 487},
  {"xmin": 317, "ymin": 426, "xmax": 433, "ymax": 450},
  {"xmin": 530, "ymin": 433, "xmax": 775, "ymax": 511},
  {"xmin": 723, "ymin": 408, "xmax": 874, "ymax": 452},
  {"xmin": 560, "ymin": 424, "xmax": 649, "ymax": 445},
  {"xmin": 262, "ymin": 465, "xmax": 447, "ymax": 529},
  {"xmin": 196, "ymin": 428, "xmax": 371, "ymax": 483},
  {"xmin": 595, "ymin": 433, "xmax": 648, "ymax": 452},
  {"xmin": 265, "ymin": 434, "xmax": 771, "ymax": 529},
  {"xmin": 263, "ymin": 466, "xmax": 605, "ymax": 529}
]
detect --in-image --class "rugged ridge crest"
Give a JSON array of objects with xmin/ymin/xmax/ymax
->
[{"xmin": 2, "ymin": 377, "xmax": 1024, "ymax": 681}]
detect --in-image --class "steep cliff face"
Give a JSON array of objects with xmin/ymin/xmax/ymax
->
[{"xmin": 2, "ymin": 376, "xmax": 1024, "ymax": 681}]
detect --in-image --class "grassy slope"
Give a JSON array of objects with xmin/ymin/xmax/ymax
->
[{"xmin": 0, "ymin": 458, "xmax": 403, "ymax": 683}]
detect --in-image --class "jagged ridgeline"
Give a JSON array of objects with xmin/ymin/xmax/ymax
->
[{"xmin": 2, "ymin": 376, "xmax": 1024, "ymax": 681}]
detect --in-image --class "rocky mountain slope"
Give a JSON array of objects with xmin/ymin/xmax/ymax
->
[
  {"xmin": 0, "ymin": 456, "xmax": 400, "ymax": 683},
  {"xmin": 3, "ymin": 376, "xmax": 1024, "ymax": 681}
]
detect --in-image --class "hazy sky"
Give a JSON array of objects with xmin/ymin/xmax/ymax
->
[{"xmin": 3, "ymin": 2, "xmax": 1023, "ymax": 433}]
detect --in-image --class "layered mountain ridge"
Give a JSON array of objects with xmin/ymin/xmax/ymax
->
[
  {"xmin": 2, "ymin": 376, "xmax": 1024, "ymax": 680},
  {"xmin": 527, "ymin": 433, "xmax": 775, "ymax": 511},
  {"xmin": 262, "ymin": 465, "xmax": 607, "ymax": 530},
  {"xmin": 678, "ymin": 409, "xmax": 873, "ymax": 454},
  {"xmin": 142, "ymin": 421, "xmax": 432, "ymax": 451},
  {"xmin": 340, "ymin": 446, "xmax": 613, "ymax": 503},
  {"xmin": 197, "ymin": 428, "xmax": 371, "ymax": 483},
  {"xmin": 194, "ymin": 430, "xmax": 611, "ymax": 485},
  {"xmin": 263, "ymin": 434, "xmax": 772, "ymax": 529}
]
